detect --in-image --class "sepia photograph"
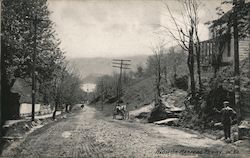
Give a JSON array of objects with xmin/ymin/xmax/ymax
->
[{"xmin": 0, "ymin": 0, "xmax": 250, "ymax": 157}]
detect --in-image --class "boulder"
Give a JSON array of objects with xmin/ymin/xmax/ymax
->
[{"xmin": 148, "ymin": 105, "xmax": 168, "ymax": 123}]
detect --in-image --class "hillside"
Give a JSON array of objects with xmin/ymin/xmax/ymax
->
[
  {"xmin": 67, "ymin": 55, "xmax": 149, "ymax": 83},
  {"xmin": 122, "ymin": 76, "xmax": 155, "ymax": 110},
  {"xmin": 94, "ymin": 76, "xmax": 155, "ymax": 116}
]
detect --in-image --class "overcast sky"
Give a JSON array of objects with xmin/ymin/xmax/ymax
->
[{"xmin": 48, "ymin": 0, "xmax": 232, "ymax": 58}]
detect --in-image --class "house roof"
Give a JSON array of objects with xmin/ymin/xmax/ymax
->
[{"xmin": 208, "ymin": 2, "xmax": 249, "ymax": 29}]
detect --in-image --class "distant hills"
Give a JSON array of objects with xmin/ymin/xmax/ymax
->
[{"xmin": 67, "ymin": 55, "xmax": 149, "ymax": 83}]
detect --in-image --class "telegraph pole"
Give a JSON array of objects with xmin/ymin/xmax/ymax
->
[
  {"xmin": 248, "ymin": 6, "xmax": 250, "ymax": 78},
  {"xmin": 233, "ymin": 0, "xmax": 241, "ymax": 123},
  {"xmin": 112, "ymin": 59, "xmax": 131, "ymax": 101},
  {"xmin": 100, "ymin": 79, "xmax": 104, "ymax": 111},
  {"xmin": 26, "ymin": 15, "xmax": 43, "ymax": 121}
]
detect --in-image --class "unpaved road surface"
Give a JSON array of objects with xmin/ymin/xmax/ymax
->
[{"xmin": 1, "ymin": 106, "xmax": 248, "ymax": 158}]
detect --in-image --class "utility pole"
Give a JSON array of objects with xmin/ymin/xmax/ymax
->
[
  {"xmin": 249, "ymin": 36, "xmax": 250, "ymax": 78},
  {"xmin": 87, "ymin": 88, "xmax": 89, "ymax": 104},
  {"xmin": 26, "ymin": 15, "xmax": 44, "ymax": 121},
  {"xmin": 233, "ymin": 0, "xmax": 241, "ymax": 123},
  {"xmin": 0, "ymin": 73, "xmax": 1, "ymax": 137},
  {"xmin": 101, "ymin": 79, "xmax": 104, "ymax": 111},
  {"xmin": 248, "ymin": 7, "xmax": 250, "ymax": 78},
  {"xmin": 0, "ymin": 17, "xmax": 1, "ymax": 134},
  {"xmin": 112, "ymin": 59, "xmax": 131, "ymax": 101}
]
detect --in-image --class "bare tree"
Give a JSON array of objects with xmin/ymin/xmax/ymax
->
[
  {"xmin": 160, "ymin": 0, "xmax": 202, "ymax": 97},
  {"xmin": 150, "ymin": 40, "xmax": 165, "ymax": 105},
  {"xmin": 193, "ymin": 4, "xmax": 203, "ymax": 91}
]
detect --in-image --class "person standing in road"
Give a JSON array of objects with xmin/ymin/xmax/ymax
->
[{"xmin": 214, "ymin": 101, "xmax": 237, "ymax": 142}]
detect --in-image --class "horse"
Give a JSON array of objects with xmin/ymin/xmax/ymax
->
[{"xmin": 113, "ymin": 104, "xmax": 129, "ymax": 120}]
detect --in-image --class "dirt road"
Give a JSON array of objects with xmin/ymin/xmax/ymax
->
[{"xmin": 1, "ymin": 106, "xmax": 247, "ymax": 158}]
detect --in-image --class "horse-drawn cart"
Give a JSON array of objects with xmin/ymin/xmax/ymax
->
[{"xmin": 113, "ymin": 104, "xmax": 129, "ymax": 120}]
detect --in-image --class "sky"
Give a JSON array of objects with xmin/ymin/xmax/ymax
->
[{"xmin": 48, "ymin": 0, "xmax": 232, "ymax": 58}]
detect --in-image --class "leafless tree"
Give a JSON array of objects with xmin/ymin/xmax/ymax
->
[
  {"xmin": 193, "ymin": 3, "xmax": 203, "ymax": 91},
  {"xmin": 150, "ymin": 40, "xmax": 165, "ymax": 105},
  {"xmin": 160, "ymin": 0, "xmax": 202, "ymax": 97}
]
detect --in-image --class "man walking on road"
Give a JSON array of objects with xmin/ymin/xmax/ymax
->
[{"xmin": 214, "ymin": 101, "xmax": 237, "ymax": 142}]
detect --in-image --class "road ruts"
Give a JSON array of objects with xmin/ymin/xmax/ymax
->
[{"xmin": 1, "ymin": 106, "xmax": 246, "ymax": 158}]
